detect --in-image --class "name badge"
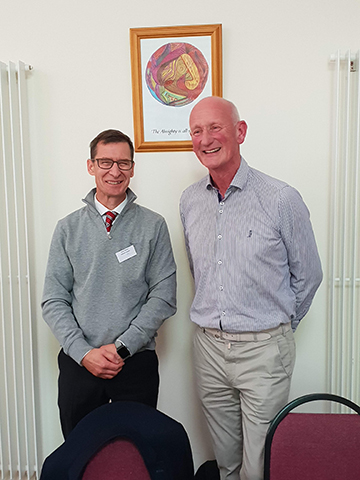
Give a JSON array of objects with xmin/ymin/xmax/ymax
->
[{"xmin": 116, "ymin": 245, "xmax": 137, "ymax": 263}]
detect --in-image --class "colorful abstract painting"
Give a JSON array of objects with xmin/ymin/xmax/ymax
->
[{"xmin": 145, "ymin": 42, "xmax": 209, "ymax": 107}]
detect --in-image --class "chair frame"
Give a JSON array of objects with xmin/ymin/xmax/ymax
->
[{"xmin": 263, "ymin": 393, "xmax": 360, "ymax": 480}]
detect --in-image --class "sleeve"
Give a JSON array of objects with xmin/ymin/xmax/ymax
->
[
  {"xmin": 179, "ymin": 194, "xmax": 194, "ymax": 278},
  {"xmin": 117, "ymin": 218, "xmax": 177, "ymax": 354},
  {"xmin": 279, "ymin": 186, "xmax": 323, "ymax": 331},
  {"xmin": 41, "ymin": 222, "xmax": 92, "ymax": 364}
]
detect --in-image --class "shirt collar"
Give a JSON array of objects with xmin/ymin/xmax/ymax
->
[
  {"xmin": 205, "ymin": 156, "xmax": 249, "ymax": 192},
  {"xmin": 94, "ymin": 193, "xmax": 128, "ymax": 216}
]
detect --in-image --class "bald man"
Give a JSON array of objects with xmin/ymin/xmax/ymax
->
[{"xmin": 180, "ymin": 97, "xmax": 322, "ymax": 480}]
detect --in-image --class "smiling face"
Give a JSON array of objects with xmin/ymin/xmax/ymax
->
[
  {"xmin": 189, "ymin": 97, "xmax": 247, "ymax": 176},
  {"xmin": 87, "ymin": 141, "xmax": 134, "ymax": 209}
]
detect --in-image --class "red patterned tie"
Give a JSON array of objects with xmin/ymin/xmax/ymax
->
[{"xmin": 104, "ymin": 211, "xmax": 117, "ymax": 232}]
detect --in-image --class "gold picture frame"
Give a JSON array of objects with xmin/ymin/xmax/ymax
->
[{"xmin": 130, "ymin": 24, "xmax": 222, "ymax": 152}]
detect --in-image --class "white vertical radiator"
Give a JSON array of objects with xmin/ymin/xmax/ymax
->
[
  {"xmin": 0, "ymin": 61, "xmax": 38, "ymax": 480},
  {"xmin": 329, "ymin": 51, "xmax": 360, "ymax": 411}
]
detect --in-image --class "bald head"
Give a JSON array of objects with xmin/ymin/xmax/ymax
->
[
  {"xmin": 188, "ymin": 96, "xmax": 247, "ymax": 185},
  {"xmin": 190, "ymin": 96, "xmax": 240, "ymax": 128}
]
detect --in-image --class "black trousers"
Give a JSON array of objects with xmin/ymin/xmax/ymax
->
[{"xmin": 58, "ymin": 349, "xmax": 159, "ymax": 438}]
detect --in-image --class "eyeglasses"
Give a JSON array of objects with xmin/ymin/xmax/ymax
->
[{"xmin": 92, "ymin": 158, "xmax": 134, "ymax": 171}]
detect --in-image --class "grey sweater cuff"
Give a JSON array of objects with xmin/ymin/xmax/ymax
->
[{"xmin": 67, "ymin": 338, "xmax": 94, "ymax": 365}]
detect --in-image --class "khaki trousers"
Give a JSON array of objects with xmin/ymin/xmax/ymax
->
[{"xmin": 193, "ymin": 323, "xmax": 295, "ymax": 480}]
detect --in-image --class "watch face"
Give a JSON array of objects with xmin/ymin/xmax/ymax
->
[{"xmin": 117, "ymin": 345, "xmax": 130, "ymax": 359}]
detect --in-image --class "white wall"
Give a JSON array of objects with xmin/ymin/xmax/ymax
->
[{"xmin": 1, "ymin": 0, "xmax": 360, "ymax": 470}]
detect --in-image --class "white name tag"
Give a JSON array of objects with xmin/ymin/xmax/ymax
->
[{"xmin": 116, "ymin": 245, "xmax": 137, "ymax": 263}]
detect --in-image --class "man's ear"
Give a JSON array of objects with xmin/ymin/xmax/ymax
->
[
  {"xmin": 236, "ymin": 121, "xmax": 248, "ymax": 145},
  {"xmin": 87, "ymin": 159, "xmax": 95, "ymax": 176}
]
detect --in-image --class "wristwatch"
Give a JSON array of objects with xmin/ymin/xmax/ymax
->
[{"xmin": 114, "ymin": 339, "xmax": 131, "ymax": 360}]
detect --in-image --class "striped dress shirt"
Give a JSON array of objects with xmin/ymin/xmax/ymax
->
[{"xmin": 180, "ymin": 158, "xmax": 323, "ymax": 333}]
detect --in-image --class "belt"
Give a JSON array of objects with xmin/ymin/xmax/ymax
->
[{"xmin": 202, "ymin": 322, "xmax": 292, "ymax": 342}]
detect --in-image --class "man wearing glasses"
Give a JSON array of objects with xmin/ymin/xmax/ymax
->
[{"xmin": 42, "ymin": 129, "xmax": 176, "ymax": 438}]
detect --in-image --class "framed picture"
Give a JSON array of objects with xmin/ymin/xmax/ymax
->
[{"xmin": 130, "ymin": 24, "xmax": 222, "ymax": 152}]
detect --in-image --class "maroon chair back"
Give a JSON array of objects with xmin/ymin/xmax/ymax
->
[
  {"xmin": 268, "ymin": 412, "xmax": 360, "ymax": 479},
  {"xmin": 82, "ymin": 438, "xmax": 151, "ymax": 480},
  {"xmin": 264, "ymin": 393, "xmax": 360, "ymax": 480}
]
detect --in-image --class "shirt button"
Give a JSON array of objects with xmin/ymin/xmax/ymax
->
[
  {"xmin": 218, "ymin": 234, "xmax": 222, "ymax": 239},
  {"xmin": 218, "ymin": 260, "xmax": 222, "ymax": 265},
  {"xmin": 219, "ymin": 285, "xmax": 224, "ymax": 291},
  {"xmin": 220, "ymin": 201, "xmax": 224, "ymax": 206},
  {"xmin": 219, "ymin": 209, "xmax": 223, "ymax": 214},
  {"xmin": 222, "ymin": 311, "xmax": 226, "ymax": 316}
]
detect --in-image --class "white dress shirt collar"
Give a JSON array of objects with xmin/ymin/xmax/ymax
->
[{"xmin": 94, "ymin": 193, "xmax": 128, "ymax": 218}]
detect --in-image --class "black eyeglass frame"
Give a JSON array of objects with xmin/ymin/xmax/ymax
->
[{"xmin": 92, "ymin": 158, "xmax": 134, "ymax": 171}]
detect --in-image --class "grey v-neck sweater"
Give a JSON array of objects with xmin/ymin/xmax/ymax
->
[{"xmin": 42, "ymin": 188, "xmax": 176, "ymax": 365}]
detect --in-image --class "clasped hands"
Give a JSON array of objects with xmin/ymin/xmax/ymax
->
[{"xmin": 81, "ymin": 344, "xmax": 124, "ymax": 379}]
